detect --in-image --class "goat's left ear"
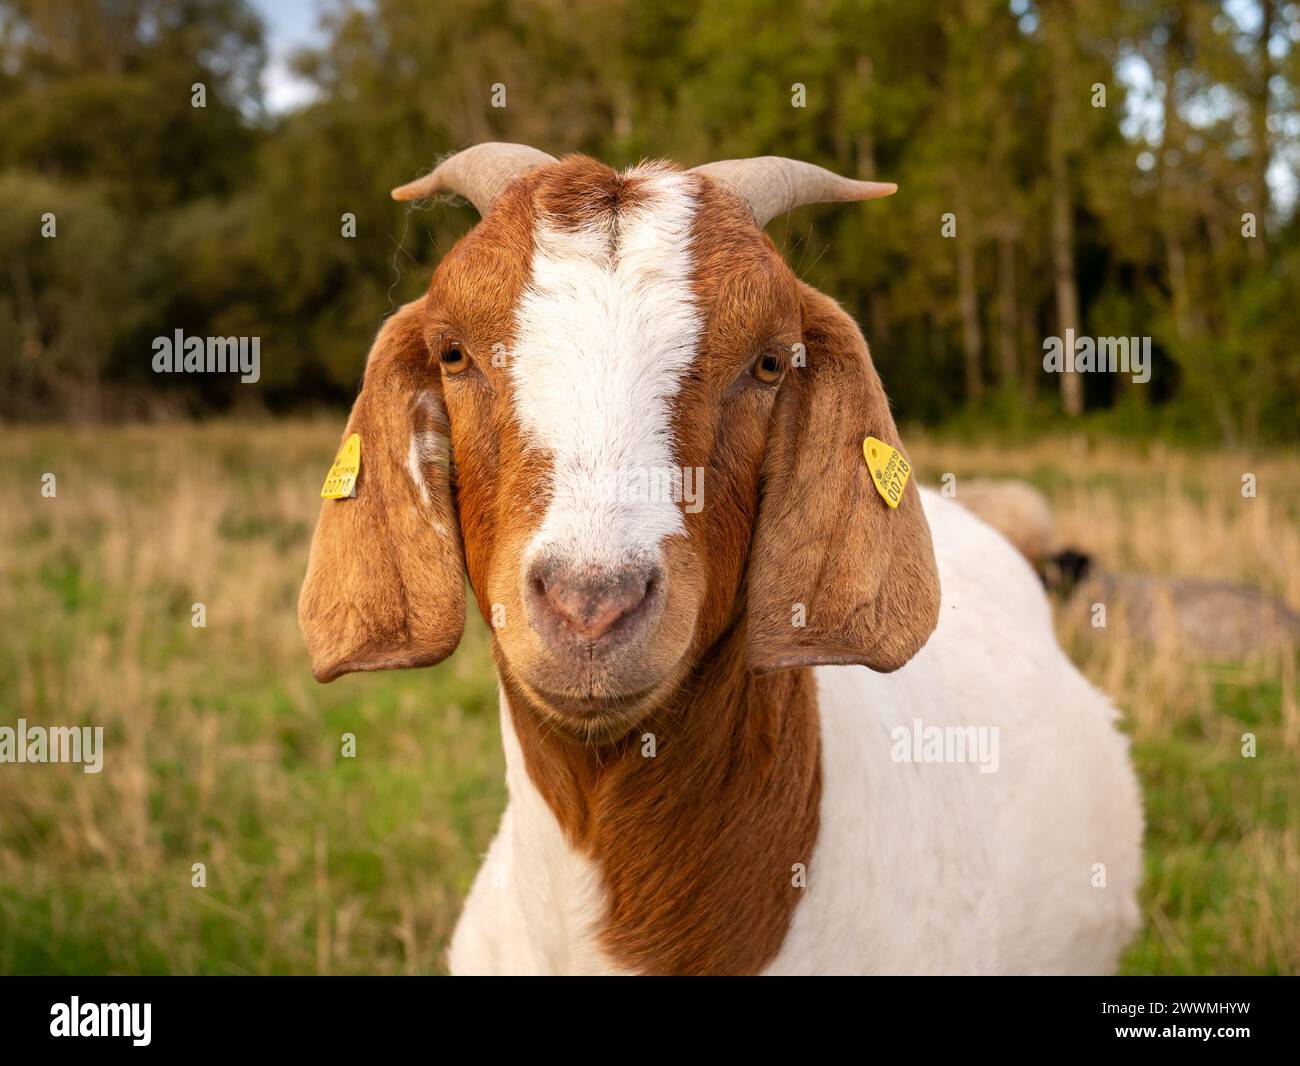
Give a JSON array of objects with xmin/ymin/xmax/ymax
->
[
  {"xmin": 747, "ymin": 284, "xmax": 941, "ymax": 674},
  {"xmin": 299, "ymin": 298, "xmax": 466, "ymax": 682}
]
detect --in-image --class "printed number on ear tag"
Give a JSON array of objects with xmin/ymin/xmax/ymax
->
[
  {"xmin": 321, "ymin": 433, "xmax": 361, "ymax": 499},
  {"xmin": 863, "ymin": 436, "xmax": 910, "ymax": 510}
]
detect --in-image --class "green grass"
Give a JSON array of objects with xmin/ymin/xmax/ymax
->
[{"xmin": 1126, "ymin": 691, "xmax": 1298, "ymax": 974}]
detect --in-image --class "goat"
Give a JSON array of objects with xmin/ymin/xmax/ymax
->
[
  {"xmin": 956, "ymin": 479, "xmax": 1299, "ymax": 656},
  {"xmin": 1072, "ymin": 573, "xmax": 1300, "ymax": 658},
  {"xmin": 299, "ymin": 144, "xmax": 1143, "ymax": 975},
  {"xmin": 956, "ymin": 478, "xmax": 1093, "ymax": 591}
]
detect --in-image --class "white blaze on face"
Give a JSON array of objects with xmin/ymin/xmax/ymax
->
[{"xmin": 510, "ymin": 165, "xmax": 702, "ymax": 571}]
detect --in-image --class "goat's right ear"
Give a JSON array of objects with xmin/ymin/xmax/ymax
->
[
  {"xmin": 298, "ymin": 299, "xmax": 466, "ymax": 682},
  {"xmin": 746, "ymin": 284, "xmax": 941, "ymax": 675}
]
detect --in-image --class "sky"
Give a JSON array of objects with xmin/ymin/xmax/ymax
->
[{"xmin": 252, "ymin": 0, "xmax": 325, "ymax": 112}]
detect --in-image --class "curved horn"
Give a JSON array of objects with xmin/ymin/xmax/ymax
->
[
  {"xmin": 391, "ymin": 142, "xmax": 556, "ymax": 214},
  {"xmin": 691, "ymin": 156, "xmax": 896, "ymax": 228}
]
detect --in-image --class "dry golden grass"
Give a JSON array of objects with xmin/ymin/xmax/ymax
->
[
  {"xmin": 0, "ymin": 421, "xmax": 1296, "ymax": 973},
  {"xmin": 1, "ymin": 420, "xmax": 502, "ymax": 974}
]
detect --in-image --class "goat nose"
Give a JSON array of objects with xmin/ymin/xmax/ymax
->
[{"xmin": 529, "ymin": 561, "xmax": 658, "ymax": 642}]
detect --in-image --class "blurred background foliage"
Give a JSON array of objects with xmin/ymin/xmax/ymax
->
[{"xmin": 1, "ymin": 0, "xmax": 1297, "ymax": 441}]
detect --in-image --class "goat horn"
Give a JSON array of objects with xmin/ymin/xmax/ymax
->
[
  {"xmin": 391, "ymin": 142, "xmax": 556, "ymax": 214},
  {"xmin": 691, "ymin": 156, "xmax": 896, "ymax": 228}
]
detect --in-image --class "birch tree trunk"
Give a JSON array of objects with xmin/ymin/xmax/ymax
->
[
  {"xmin": 997, "ymin": 229, "xmax": 1018, "ymax": 388},
  {"xmin": 957, "ymin": 226, "xmax": 984, "ymax": 401},
  {"xmin": 1045, "ymin": 0, "xmax": 1083, "ymax": 417}
]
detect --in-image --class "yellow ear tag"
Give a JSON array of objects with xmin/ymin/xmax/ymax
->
[
  {"xmin": 320, "ymin": 433, "xmax": 361, "ymax": 499},
  {"xmin": 863, "ymin": 436, "xmax": 910, "ymax": 509}
]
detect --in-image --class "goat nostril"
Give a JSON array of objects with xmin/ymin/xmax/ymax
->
[{"xmin": 532, "ymin": 565, "xmax": 660, "ymax": 642}]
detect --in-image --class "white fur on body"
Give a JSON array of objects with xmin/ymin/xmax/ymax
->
[{"xmin": 448, "ymin": 489, "xmax": 1144, "ymax": 975}]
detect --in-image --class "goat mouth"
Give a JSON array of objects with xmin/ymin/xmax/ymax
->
[
  {"xmin": 514, "ymin": 666, "xmax": 684, "ymax": 740},
  {"xmin": 529, "ymin": 684, "xmax": 656, "ymax": 720}
]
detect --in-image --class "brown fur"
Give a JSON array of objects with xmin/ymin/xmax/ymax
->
[
  {"xmin": 299, "ymin": 153, "xmax": 940, "ymax": 974},
  {"xmin": 501, "ymin": 626, "xmax": 820, "ymax": 976},
  {"xmin": 747, "ymin": 284, "xmax": 942, "ymax": 673},
  {"xmin": 298, "ymin": 301, "xmax": 466, "ymax": 682}
]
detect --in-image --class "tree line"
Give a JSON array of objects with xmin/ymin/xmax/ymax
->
[{"xmin": 1, "ymin": 0, "xmax": 1297, "ymax": 443}]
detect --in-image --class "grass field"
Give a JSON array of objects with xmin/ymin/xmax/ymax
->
[{"xmin": 2, "ymin": 421, "xmax": 1297, "ymax": 975}]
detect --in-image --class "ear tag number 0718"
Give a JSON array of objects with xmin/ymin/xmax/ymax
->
[
  {"xmin": 863, "ymin": 436, "xmax": 910, "ymax": 509},
  {"xmin": 321, "ymin": 433, "xmax": 361, "ymax": 499}
]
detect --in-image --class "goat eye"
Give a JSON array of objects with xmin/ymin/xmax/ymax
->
[
  {"xmin": 440, "ymin": 343, "xmax": 469, "ymax": 374},
  {"xmin": 751, "ymin": 351, "xmax": 786, "ymax": 385}
]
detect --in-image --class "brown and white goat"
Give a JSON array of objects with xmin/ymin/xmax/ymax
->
[{"xmin": 300, "ymin": 144, "xmax": 1142, "ymax": 975}]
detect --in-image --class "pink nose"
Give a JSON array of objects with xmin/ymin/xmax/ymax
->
[{"xmin": 528, "ymin": 561, "xmax": 659, "ymax": 643}]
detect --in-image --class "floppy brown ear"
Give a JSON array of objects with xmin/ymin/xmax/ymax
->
[
  {"xmin": 299, "ymin": 299, "xmax": 465, "ymax": 682},
  {"xmin": 747, "ymin": 284, "xmax": 941, "ymax": 674}
]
